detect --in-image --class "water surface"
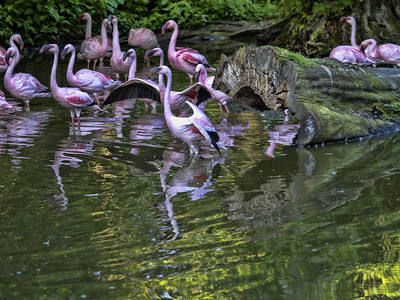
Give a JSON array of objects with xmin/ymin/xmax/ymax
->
[{"xmin": 1, "ymin": 41, "xmax": 400, "ymax": 299}]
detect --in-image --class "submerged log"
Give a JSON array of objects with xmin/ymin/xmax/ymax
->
[{"xmin": 213, "ymin": 46, "xmax": 400, "ymax": 146}]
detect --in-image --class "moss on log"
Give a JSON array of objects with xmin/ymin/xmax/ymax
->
[{"xmin": 213, "ymin": 46, "xmax": 400, "ymax": 146}]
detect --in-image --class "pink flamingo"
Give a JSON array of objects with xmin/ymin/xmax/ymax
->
[
  {"xmin": 195, "ymin": 63, "xmax": 231, "ymax": 114},
  {"xmin": 329, "ymin": 16, "xmax": 375, "ymax": 65},
  {"xmin": 80, "ymin": 18, "xmax": 110, "ymax": 70},
  {"xmin": 78, "ymin": 12, "xmax": 112, "ymax": 62},
  {"xmin": 161, "ymin": 20, "xmax": 215, "ymax": 85},
  {"xmin": 128, "ymin": 27, "xmax": 159, "ymax": 50},
  {"xmin": 0, "ymin": 46, "xmax": 7, "ymax": 73},
  {"xmin": 108, "ymin": 15, "xmax": 132, "ymax": 81},
  {"xmin": 360, "ymin": 39, "xmax": 400, "ymax": 67},
  {"xmin": 148, "ymin": 65, "xmax": 221, "ymax": 156},
  {"xmin": 39, "ymin": 44, "xmax": 102, "ymax": 127},
  {"xmin": 0, "ymin": 34, "xmax": 24, "ymax": 73},
  {"xmin": 4, "ymin": 48, "xmax": 51, "ymax": 107},
  {"xmin": 61, "ymin": 44, "xmax": 120, "ymax": 105},
  {"xmin": 0, "ymin": 90, "xmax": 12, "ymax": 110},
  {"xmin": 104, "ymin": 48, "xmax": 211, "ymax": 116}
]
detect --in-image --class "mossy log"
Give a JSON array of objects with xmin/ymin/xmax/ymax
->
[{"xmin": 213, "ymin": 46, "xmax": 400, "ymax": 146}]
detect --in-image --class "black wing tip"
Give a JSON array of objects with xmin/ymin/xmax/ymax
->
[{"xmin": 207, "ymin": 130, "xmax": 221, "ymax": 156}]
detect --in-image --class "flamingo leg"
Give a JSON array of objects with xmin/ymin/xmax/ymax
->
[
  {"xmin": 93, "ymin": 60, "xmax": 97, "ymax": 71},
  {"xmin": 224, "ymin": 104, "xmax": 229, "ymax": 114},
  {"xmin": 87, "ymin": 60, "xmax": 90, "ymax": 69}
]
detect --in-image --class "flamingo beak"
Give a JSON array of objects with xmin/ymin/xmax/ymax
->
[
  {"xmin": 39, "ymin": 44, "xmax": 52, "ymax": 54},
  {"xmin": 5, "ymin": 52, "xmax": 11, "ymax": 64},
  {"xmin": 144, "ymin": 49, "xmax": 156, "ymax": 63},
  {"xmin": 123, "ymin": 51, "xmax": 131, "ymax": 61},
  {"xmin": 61, "ymin": 48, "xmax": 68, "ymax": 59},
  {"xmin": 148, "ymin": 66, "xmax": 161, "ymax": 79},
  {"xmin": 161, "ymin": 23, "xmax": 168, "ymax": 34},
  {"xmin": 195, "ymin": 71, "xmax": 201, "ymax": 82},
  {"xmin": 339, "ymin": 17, "xmax": 347, "ymax": 22},
  {"xmin": 18, "ymin": 39, "xmax": 24, "ymax": 49}
]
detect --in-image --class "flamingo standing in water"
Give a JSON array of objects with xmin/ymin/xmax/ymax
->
[
  {"xmin": 108, "ymin": 15, "xmax": 132, "ymax": 81},
  {"xmin": 0, "ymin": 90, "xmax": 12, "ymax": 110},
  {"xmin": 4, "ymin": 46, "xmax": 51, "ymax": 107},
  {"xmin": 195, "ymin": 63, "xmax": 231, "ymax": 114},
  {"xmin": 40, "ymin": 44, "xmax": 102, "ymax": 127},
  {"xmin": 148, "ymin": 65, "xmax": 221, "ymax": 156},
  {"xmin": 80, "ymin": 18, "xmax": 110, "ymax": 70},
  {"xmin": 360, "ymin": 39, "xmax": 400, "ymax": 67},
  {"xmin": 329, "ymin": 16, "xmax": 375, "ymax": 65},
  {"xmin": 128, "ymin": 27, "xmax": 159, "ymax": 50},
  {"xmin": 161, "ymin": 20, "xmax": 215, "ymax": 85},
  {"xmin": 104, "ymin": 48, "xmax": 211, "ymax": 117},
  {"xmin": 61, "ymin": 44, "xmax": 120, "ymax": 105},
  {"xmin": 78, "ymin": 12, "xmax": 112, "ymax": 62}
]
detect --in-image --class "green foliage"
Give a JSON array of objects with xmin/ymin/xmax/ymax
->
[{"xmin": 0, "ymin": 0, "xmax": 278, "ymax": 47}]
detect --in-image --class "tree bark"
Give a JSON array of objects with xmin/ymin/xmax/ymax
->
[{"xmin": 213, "ymin": 46, "xmax": 400, "ymax": 146}]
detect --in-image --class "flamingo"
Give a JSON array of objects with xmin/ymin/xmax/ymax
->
[
  {"xmin": 128, "ymin": 27, "xmax": 159, "ymax": 50},
  {"xmin": 80, "ymin": 18, "xmax": 111, "ymax": 70},
  {"xmin": 108, "ymin": 15, "xmax": 132, "ymax": 81},
  {"xmin": 360, "ymin": 39, "xmax": 400, "ymax": 67},
  {"xmin": 4, "ymin": 47, "xmax": 51, "ymax": 107},
  {"xmin": 148, "ymin": 65, "xmax": 221, "ymax": 156},
  {"xmin": 1, "ymin": 34, "xmax": 25, "ymax": 73},
  {"xmin": 39, "ymin": 44, "xmax": 102, "ymax": 127},
  {"xmin": 329, "ymin": 16, "xmax": 375, "ymax": 65},
  {"xmin": 161, "ymin": 20, "xmax": 215, "ymax": 85},
  {"xmin": 78, "ymin": 12, "xmax": 112, "ymax": 62},
  {"xmin": 0, "ymin": 90, "xmax": 12, "ymax": 110},
  {"xmin": 61, "ymin": 44, "xmax": 120, "ymax": 105},
  {"xmin": 104, "ymin": 48, "xmax": 211, "ymax": 117},
  {"xmin": 195, "ymin": 63, "xmax": 231, "ymax": 114}
]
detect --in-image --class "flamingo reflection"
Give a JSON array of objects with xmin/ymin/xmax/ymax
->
[
  {"xmin": 266, "ymin": 110, "xmax": 300, "ymax": 158},
  {"xmin": 159, "ymin": 148, "xmax": 222, "ymax": 242}
]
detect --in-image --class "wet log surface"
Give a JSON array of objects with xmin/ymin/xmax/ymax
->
[{"xmin": 213, "ymin": 46, "xmax": 400, "ymax": 146}]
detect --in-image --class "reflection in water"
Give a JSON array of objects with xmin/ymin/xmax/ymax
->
[
  {"xmin": 0, "ymin": 109, "xmax": 51, "ymax": 168},
  {"xmin": 159, "ymin": 148, "xmax": 222, "ymax": 241}
]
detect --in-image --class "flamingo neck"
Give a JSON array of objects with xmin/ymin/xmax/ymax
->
[
  {"xmin": 111, "ymin": 20, "xmax": 122, "ymax": 56},
  {"xmin": 366, "ymin": 40, "xmax": 378, "ymax": 58},
  {"xmin": 85, "ymin": 15, "xmax": 92, "ymax": 39},
  {"xmin": 66, "ymin": 48, "xmax": 76, "ymax": 83},
  {"xmin": 50, "ymin": 51, "xmax": 60, "ymax": 92},
  {"xmin": 4, "ymin": 53, "xmax": 16, "ymax": 82},
  {"xmin": 128, "ymin": 55, "xmax": 136, "ymax": 80},
  {"xmin": 167, "ymin": 22, "xmax": 178, "ymax": 60},
  {"xmin": 158, "ymin": 53, "xmax": 165, "ymax": 100},
  {"xmin": 199, "ymin": 67, "xmax": 207, "ymax": 84},
  {"xmin": 100, "ymin": 20, "xmax": 109, "ymax": 52},
  {"xmin": 163, "ymin": 71, "xmax": 173, "ymax": 121},
  {"xmin": 350, "ymin": 19, "xmax": 357, "ymax": 48}
]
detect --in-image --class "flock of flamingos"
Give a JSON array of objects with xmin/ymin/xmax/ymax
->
[{"xmin": 0, "ymin": 14, "xmax": 399, "ymax": 157}]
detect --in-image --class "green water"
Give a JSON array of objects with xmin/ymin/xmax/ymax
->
[{"xmin": 1, "ymin": 43, "xmax": 400, "ymax": 299}]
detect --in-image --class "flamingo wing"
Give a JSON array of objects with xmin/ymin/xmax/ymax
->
[
  {"xmin": 180, "ymin": 51, "xmax": 212, "ymax": 68},
  {"xmin": 64, "ymin": 89, "xmax": 94, "ymax": 107},
  {"xmin": 180, "ymin": 82, "xmax": 212, "ymax": 105},
  {"xmin": 103, "ymin": 78, "xmax": 160, "ymax": 106},
  {"xmin": 185, "ymin": 101, "xmax": 221, "ymax": 154}
]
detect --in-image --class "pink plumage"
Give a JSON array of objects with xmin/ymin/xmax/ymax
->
[
  {"xmin": 361, "ymin": 39, "xmax": 400, "ymax": 67},
  {"xmin": 0, "ymin": 90, "xmax": 12, "ymax": 110},
  {"xmin": 40, "ymin": 44, "xmax": 102, "ymax": 127},
  {"xmin": 0, "ymin": 46, "xmax": 7, "ymax": 73},
  {"xmin": 149, "ymin": 65, "xmax": 221, "ymax": 156},
  {"xmin": 161, "ymin": 20, "xmax": 215, "ymax": 85},
  {"xmin": 61, "ymin": 43, "xmax": 120, "ymax": 104},
  {"xmin": 128, "ymin": 28, "xmax": 159, "ymax": 50},
  {"xmin": 4, "ymin": 39, "xmax": 51, "ymax": 107}
]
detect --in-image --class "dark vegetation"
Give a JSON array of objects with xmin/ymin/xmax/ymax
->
[{"xmin": 1, "ymin": 0, "xmax": 400, "ymax": 57}]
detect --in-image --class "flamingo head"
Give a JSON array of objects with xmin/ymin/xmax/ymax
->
[
  {"xmin": 144, "ymin": 47, "xmax": 163, "ymax": 63},
  {"xmin": 108, "ymin": 15, "xmax": 117, "ymax": 25},
  {"xmin": 195, "ymin": 64, "xmax": 206, "ymax": 82},
  {"xmin": 78, "ymin": 12, "xmax": 90, "ymax": 22},
  {"xmin": 161, "ymin": 20, "xmax": 175, "ymax": 34},
  {"xmin": 102, "ymin": 18, "xmax": 112, "ymax": 32},
  {"xmin": 123, "ymin": 49, "xmax": 136, "ymax": 61},
  {"xmin": 61, "ymin": 44, "xmax": 74, "ymax": 59},
  {"xmin": 39, "ymin": 44, "xmax": 59, "ymax": 55},
  {"xmin": 360, "ymin": 39, "xmax": 375, "ymax": 50},
  {"xmin": 5, "ymin": 48, "xmax": 16, "ymax": 64},
  {"xmin": 10, "ymin": 34, "xmax": 24, "ymax": 50},
  {"xmin": 148, "ymin": 65, "xmax": 171, "ymax": 79},
  {"xmin": 339, "ymin": 16, "xmax": 355, "ymax": 25}
]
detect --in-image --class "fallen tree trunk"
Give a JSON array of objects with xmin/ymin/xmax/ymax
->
[{"xmin": 213, "ymin": 46, "xmax": 400, "ymax": 146}]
